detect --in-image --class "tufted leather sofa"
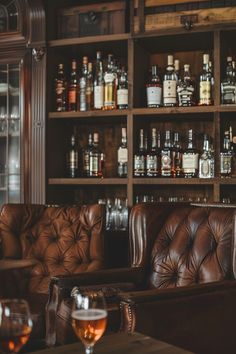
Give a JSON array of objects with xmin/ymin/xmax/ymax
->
[
  {"xmin": 48, "ymin": 203, "xmax": 236, "ymax": 353},
  {"xmin": 0, "ymin": 203, "xmax": 105, "ymax": 347}
]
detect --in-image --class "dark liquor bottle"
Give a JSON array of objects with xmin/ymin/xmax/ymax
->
[
  {"xmin": 221, "ymin": 56, "xmax": 236, "ymax": 105},
  {"xmin": 146, "ymin": 128, "xmax": 159, "ymax": 177},
  {"xmin": 66, "ymin": 134, "xmax": 79, "ymax": 178},
  {"xmin": 134, "ymin": 129, "xmax": 147, "ymax": 177},
  {"xmin": 163, "ymin": 55, "xmax": 177, "ymax": 107},
  {"xmin": 199, "ymin": 54, "xmax": 213, "ymax": 106},
  {"xmin": 117, "ymin": 127, "xmax": 128, "ymax": 177},
  {"xmin": 199, "ymin": 134, "xmax": 214, "ymax": 178},
  {"xmin": 220, "ymin": 130, "xmax": 232, "ymax": 177},
  {"xmin": 89, "ymin": 132, "xmax": 104, "ymax": 177},
  {"xmin": 177, "ymin": 64, "xmax": 195, "ymax": 106},
  {"xmin": 94, "ymin": 51, "xmax": 104, "ymax": 110},
  {"xmin": 104, "ymin": 54, "xmax": 117, "ymax": 110},
  {"xmin": 83, "ymin": 133, "xmax": 93, "ymax": 177},
  {"xmin": 146, "ymin": 65, "xmax": 162, "ymax": 108},
  {"xmin": 182, "ymin": 129, "xmax": 199, "ymax": 178},
  {"xmin": 80, "ymin": 56, "xmax": 88, "ymax": 112},
  {"xmin": 55, "ymin": 63, "xmax": 67, "ymax": 112},
  {"xmin": 171, "ymin": 132, "xmax": 182, "ymax": 178},
  {"xmin": 68, "ymin": 59, "xmax": 79, "ymax": 111},
  {"xmin": 161, "ymin": 130, "xmax": 172, "ymax": 177},
  {"xmin": 117, "ymin": 66, "xmax": 128, "ymax": 109},
  {"xmin": 86, "ymin": 62, "xmax": 93, "ymax": 111}
]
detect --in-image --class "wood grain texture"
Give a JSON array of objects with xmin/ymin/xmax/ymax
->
[{"xmin": 134, "ymin": 0, "xmax": 208, "ymax": 7}]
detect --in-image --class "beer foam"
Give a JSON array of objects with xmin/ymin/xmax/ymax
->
[{"xmin": 72, "ymin": 309, "xmax": 107, "ymax": 321}]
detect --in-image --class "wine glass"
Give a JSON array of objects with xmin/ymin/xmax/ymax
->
[
  {"xmin": 0, "ymin": 299, "xmax": 33, "ymax": 354},
  {"xmin": 71, "ymin": 291, "xmax": 107, "ymax": 354}
]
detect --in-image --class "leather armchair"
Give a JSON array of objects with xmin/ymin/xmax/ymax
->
[
  {"xmin": 48, "ymin": 202, "xmax": 236, "ymax": 352},
  {"xmin": 0, "ymin": 203, "xmax": 105, "ymax": 348}
]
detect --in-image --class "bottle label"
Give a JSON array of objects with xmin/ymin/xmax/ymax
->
[
  {"xmin": 182, "ymin": 153, "xmax": 199, "ymax": 172},
  {"xmin": 117, "ymin": 89, "xmax": 128, "ymax": 105},
  {"xmin": 199, "ymin": 81, "xmax": 211, "ymax": 104},
  {"xmin": 199, "ymin": 159, "xmax": 211, "ymax": 178},
  {"xmin": 134, "ymin": 156, "xmax": 145, "ymax": 175},
  {"xmin": 104, "ymin": 73, "xmax": 114, "ymax": 83},
  {"xmin": 163, "ymin": 80, "xmax": 176, "ymax": 105},
  {"xmin": 220, "ymin": 154, "xmax": 232, "ymax": 175},
  {"xmin": 80, "ymin": 78, "xmax": 86, "ymax": 111},
  {"xmin": 118, "ymin": 148, "xmax": 128, "ymax": 163},
  {"xmin": 68, "ymin": 88, "xmax": 76, "ymax": 104},
  {"xmin": 177, "ymin": 85, "xmax": 195, "ymax": 106},
  {"xmin": 146, "ymin": 155, "xmax": 158, "ymax": 173},
  {"xmin": 94, "ymin": 86, "xmax": 104, "ymax": 109},
  {"xmin": 104, "ymin": 83, "xmax": 115, "ymax": 107},
  {"xmin": 161, "ymin": 153, "xmax": 171, "ymax": 176},
  {"xmin": 222, "ymin": 84, "xmax": 236, "ymax": 104},
  {"xmin": 146, "ymin": 86, "xmax": 162, "ymax": 106}
]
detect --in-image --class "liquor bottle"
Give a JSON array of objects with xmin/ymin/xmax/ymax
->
[
  {"xmin": 146, "ymin": 65, "xmax": 162, "ymax": 108},
  {"xmin": 54, "ymin": 63, "xmax": 67, "ymax": 112},
  {"xmin": 171, "ymin": 132, "xmax": 182, "ymax": 178},
  {"xmin": 68, "ymin": 59, "xmax": 79, "ymax": 111},
  {"xmin": 82, "ymin": 133, "xmax": 93, "ymax": 177},
  {"xmin": 177, "ymin": 64, "xmax": 195, "ymax": 106},
  {"xmin": 221, "ymin": 56, "xmax": 236, "ymax": 105},
  {"xmin": 79, "ymin": 56, "xmax": 88, "ymax": 112},
  {"xmin": 117, "ymin": 66, "xmax": 128, "ymax": 110},
  {"xmin": 199, "ymin": 134, "xmax": 214, "ymax": 178},
  {"xmin": 161, "ymin": 130, "xmax": 172, "ymax": 177},
  {"xmin": 220, "ymin": 130, "xmax": 232, "ymax": 177},
  {"xmin": 89, "ymin": 132, "xmax": 104, "ymax": 178},
  {"xmin": 134, "ymin": 129, "xmax": 147, "ymax": 177},
  {"xmin": 146, "ymin": 128, "xmax": 159, "ymax": 177},
  {"xmin": 182, "ymin": 129, "xmax": 199, "ymax": 178},
  {"xmin": 66, "ymin": 134, "xmax": 79, "ymax": 178},
  {"xmin": 94, "ymin": 51, "xmax": 104, "ymax": 110},
  {"xmin": 117, "ymin": 127, "xmax": 128, "ymax": 177},
  {"xmin": 163, "ymin": 55, "xmax": 177, "ymax": 107},
  {"xmin": 199, "ymin": 53, "xmax": 213, "ymax": 106},
  {"xmin": 86, "ymin": 62, "xmax": 93, "ymax": 110},
  {"xmin": 104, "ymin": 54, "xmax": 117, "ymax": 110},
  {"xmin": 174, "ymin": 59, "xmax": 180, "ymax": 83}
]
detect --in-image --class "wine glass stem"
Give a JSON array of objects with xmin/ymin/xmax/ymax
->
[{"xmin": 85, "ymin": 346, "xmax": 94, "ymax": 354}]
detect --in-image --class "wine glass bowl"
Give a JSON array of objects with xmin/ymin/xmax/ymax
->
[
  {"xmin": 0, "ymin": 299, "xmax": 33, "ymax": 354},
  {"xmin": 71, "ymin": 291, "xmax": 107, "ymax": 354}
]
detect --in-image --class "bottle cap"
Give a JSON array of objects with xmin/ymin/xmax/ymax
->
[
  {"xmin": 203, "ymin": 54, "xmax": 210, "ymax": 64},
  {"xmin": 167, "ymin": 55, "xmax": 174, "ymax": 66}
]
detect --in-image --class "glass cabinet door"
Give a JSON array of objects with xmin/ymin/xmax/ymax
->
[{"xmin": 0, "ymin": 62, "xmax": 21, "ymax": 205}]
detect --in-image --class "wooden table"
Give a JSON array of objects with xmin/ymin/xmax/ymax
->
[
  {"xmin": 0, "ymin": 259, "xmax": 37, "ymax": 271},
  {"xmin": 31, "ymin": 332, "xmax": 194, "ymax": 354}
]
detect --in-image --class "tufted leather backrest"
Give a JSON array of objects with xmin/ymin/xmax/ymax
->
[
  {"xmin": 129, "ymin": 203, "xmax": 236, "ymax": 289},
  {"xmin": 0, "ymin": 204, "xmax": 105, "ymax": 294}
]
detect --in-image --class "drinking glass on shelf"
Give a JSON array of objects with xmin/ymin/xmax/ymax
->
[
  {"xmin": 71, "ymin": 291, "xmax": 107, "ymax": 354},
  {"xmin": 0, "ymin": 299, "xmax": 33, "ymax": 354}
]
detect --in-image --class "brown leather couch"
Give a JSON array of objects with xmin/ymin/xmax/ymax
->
[
  {"xmin": 48, "ymin": 203, "xmax": 236, "ymax": 353},
  {"xmin": 0, "ymin": 203, "xmax": 105, "ymax": 349}
]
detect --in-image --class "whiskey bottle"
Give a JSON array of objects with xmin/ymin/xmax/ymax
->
[
  {"xmin": 171, "ymin": 132, "xmax": 182, "ymax": 178},
  {"xmin": 163, "ymin": 55, "xmax": 177, "ymax": 107},
  {"xmin": 220, "ymin": 130, "xmax": 232, "ymax": 177},
  {"xmin": 66, "ymin": 134, "xmax": 79, "ymax": 178},
  {"xmin": 177, "ymin": 64, "xmax": 195, "ymax": 107},
  {"xmin": 104, "ymin": 54, "xmax": 117, "ymax": 110},
  {"xmin": 174, "ymin": 59, "xmax": 180, "ymax": 82},
  {"xmin": 134, "ymin": 129, "xmax": 147, "ymax": 177},
  {"xmin": 199, "ymin": 54, "xmax": 213, "ymax": 106},
  {"xmin": 80, "ymin": 56, "xmax": 88, "ymax": 112},
  {"xmin": 161, "ymin": 130, "xmax": 172, "ymax": 177},
  {"xmin": 86, "ymin": 62, "xmax": 93, "ymax": 110},
  {"xmin": 117, "ymin": 66, "xmax": 128, "ymax": 110},
  {"xmin": 55, "ymin": 63, "xmax": 67, "ymax": 112},
  {"xmin": 182, "ymin": 129, "xmax": 199, "ymax": 178},
  {"xmin": 89, "ymin": 132, "xmax": 104, "ymax": 178},
  {"xmin": 68, "ymin": 59, "xmax": 79, "ymax": 111},
  {"xmin": 83, "ymin": 133, "xmax": 93, "ymax": 177},
  {"xmin": 117, "ymin": 127, "xmax": 128, "ymax": 177},
  {"xmin": 221, "ymin": 56, "xmax": 236, "ymax": 105},
  {"xmin": 146, "ymin": 65, "xmax": 162, "ymax": 108},
  {"xmin": 199, "ymin": 134, "xmax": 214, "ymax": 178},
  {"xmin": 94, "ymin": 51, "xmax": 104, "ymax": 110},
  {"xmin": 146, "ymin": 127, "xmax": 159, "ymax": 177}
]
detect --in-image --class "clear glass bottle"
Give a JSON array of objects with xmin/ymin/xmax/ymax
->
[
  {"xmin": 68, "ymin": 59, "xmax": 79, "ymax": 112},
  {"xmin": 55, "ymin": 63, "xmax": 67, "ymax": 112},
  {"xmin": 134, "ymin": 129, "xmax": 147, "ymax": 177},
  {"xmin": 221, "ymin": 56, "xmax": 236, "ymax": 105},
  {"xmin": 94, "ymin": 51, "xmax": 104, "ymax": 110},
  {"xmin": 104, "ymin": 54, "xmax": 117, "ymax": 110},
  {"xmin": 66, "ymin": 134, "xmax": 79, "ymax": 178},
  {"xmin": 220, "ymin": 130, "xmax": 232, "ymax": 177},
  {"xmin": 163, "ymin": 55, "xmax": 177, "ymax": 107},
  {"xmin": 86, "ymin": 62, "xmax": 93, "ymax": 110},
  {"xmin": 171, "ymin": 132, "xmax": 183, "ymax": 178},
  {"xmin": 177, "ymin": 64, "xmax": 195, "ymax": 106},
  {"xmin": 199, "ymin": 53, "xmax": 213, "ymax": 106},
  {"xmin": 161, "ymin": 130, "xmax": 172, "ymax": 177},
  {"xmin": 79, "ymin": 56, "xmax": 88, "ymax": 112},
  {"xmin": 83, "ymin": 133, "xmax": 93, "ymax": 177},
  {"xmin": 199, "ymin": 134, "xmax": 214, "ymax": 178},
  {"xmin": 146, "ymin": 127, "xmax": 159, "ymax": 177},
  {"xmin": 117, "ymin": 127, "xmax": 128, "ymax": 177},
  {"xmin": 146, "ymin": 65, "xmax": 162, "ymax": 108},
  {"xmin": 182, "ymin": 129, "xmax": 199, "ymax": 178},
  {"xmin": 117, "ymin": 66, "xmax": 128, "ymax": 110},
  {"xmin": 89, "ymin": 132, "xmax": 102, "ymax": 177}
]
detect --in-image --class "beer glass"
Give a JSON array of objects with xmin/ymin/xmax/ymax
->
[
  {"xmin": 0, "ymin": 299, "xmax": 33, "ymax": 354},
  {"xmin": 71, "ymin": 291, "xmax": 107, "ymax": 354}
]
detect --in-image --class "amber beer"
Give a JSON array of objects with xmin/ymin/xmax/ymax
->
[{"xmin": 72, "ymin": 309, "xmax": 107, "ymax": 346}]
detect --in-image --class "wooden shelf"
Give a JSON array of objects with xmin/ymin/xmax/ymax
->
[
  {"xmin": 49, "ymin": 110, "xmax": 130, "ymax": 119},
  {"xmin": 132, "ymin": 106, "xmax": 217, "ymax": 115},
  {"xmin": 132, "ymin": 178, "xmax": 217, "ymax": 185},
  {"xmin": 49, "ymin": 178, "xmax": 128, "ymax": 185}
]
